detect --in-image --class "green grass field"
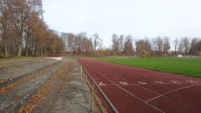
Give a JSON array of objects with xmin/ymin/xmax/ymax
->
[{"xmin": 95, "ymin": 57, "xmax": 201, "ymax": 77}]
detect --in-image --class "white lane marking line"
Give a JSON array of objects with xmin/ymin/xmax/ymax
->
[
  {"xmin": 119, "ymin": 81, "xmax": 128, "ymax": 85},
  {"xmin": 188, "ymin": 80, "xmax": 198, "ymax": 84},
  {"xmin": 171, "ymin": 80, "xmax": 181, "ymax": 84},
  {"xmin": 137, "ymin": 81, "xmax": 147, "ymax": 85},
  {"xmin": 86, "ymin": 64, "xmax": 165, "ymax": 113},
  {"xmin": 146, "ymin": 83, "xmax": 201, "ymax": 103},
  {"xmin": 154, "ymin": 81, "xmax": 164, "ymax": 84},
  {"xmin": 99, "ymin": 82, "xmax": 106, "ymax": 86}
]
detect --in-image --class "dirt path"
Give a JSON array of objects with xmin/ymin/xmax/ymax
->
[{"xmin": 18, "ymin": 59, "xmax": 91, "ymax": 113}]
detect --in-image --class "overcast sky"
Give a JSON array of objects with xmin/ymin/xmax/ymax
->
[{"xmin": 42, "ymin": 0, "xmax": 201, "ymax": 48}]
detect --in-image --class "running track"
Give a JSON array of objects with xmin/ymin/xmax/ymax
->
[{"xmin": 78, "ymin": 58, "xmax": 201, "ymax": 113}]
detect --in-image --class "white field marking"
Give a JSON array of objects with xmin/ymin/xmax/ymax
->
[
  {"xmin": 119, "ymin": 81, "xmax": 128, "ymax": 85},
  {"xmin": 154, "ymin": 81, "xmax": 164, "ymax": 84},
  {"xmin": 171, "ymin": 80, "xmax": 181, "ymax": 84},
  {"xmin": 188, "ymin": 80, "xmax": 198, "ymax": 84},
  {"xmin": 99, "ymin": 82, "xmax": 106, "ymax": 86},
  {"xmin": 137, "ymin": 81, "xmax": 147, "ymax": 85},
  {"xmin": 86, "ymin": 64, "xmax": 165, "ymax": 113},
  {"xmin": 48, "ymin": 57, "xmax": 62, "ymax": 60},
  {"xmin": 146, "ymin": 83, "xmax": 201, "ymax": 103}
]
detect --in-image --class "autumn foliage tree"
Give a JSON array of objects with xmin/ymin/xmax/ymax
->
[
  {"xmin": 124, "ymin": 35, "xmax": 134, "ymax": 55},
  {"xmin": 189, "ymin": 38, "xmax": 201, "ymax": 55},
  {"xmin": 111, "ymin": 34, "xmax": 120, "ymax": 55},
  {"xmin": 136, "ymin": 38, "xmax": 152, "ymax": 56},
  {"xmin": 60, "ymin": 32, "xmax": 93, "ymax": 55},
  {"xmin": 0, "ymin": 0, "xmax": 64, "ymax": 57},
  {"xmin": 2, "ymin": 1, "xmax": 200, "ymax": 57}
]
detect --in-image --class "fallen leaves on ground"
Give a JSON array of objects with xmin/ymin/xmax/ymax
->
[{"xmin": 18, "ymin": 60, "xmax": 73, "ymax": 113}]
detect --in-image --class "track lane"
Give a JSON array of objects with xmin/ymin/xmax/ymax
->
[
  {"xmin": 79, "ymin": 58, "xmax": 164, "ymax": 113},
  {"xmin": 78, "ymin": 58, "xmax": 201, "ymax": 113},
  {"xmin": 87, "ymin": 59, "xmax": 201, "ymax": 100}
]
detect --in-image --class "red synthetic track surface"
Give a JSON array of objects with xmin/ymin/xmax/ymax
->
[{"xmin": 77, "ymin": 58, "xmax": 201, "ymax": 113}]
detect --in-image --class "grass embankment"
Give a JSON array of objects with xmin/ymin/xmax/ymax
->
[{"xmin": 95, "ymin": 57, "xmax": 201, "ymax": 77}]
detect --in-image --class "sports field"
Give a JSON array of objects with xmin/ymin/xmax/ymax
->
[
  {"xmin": 79, "ymin": 58, "xmax": 201, "ymax": 113},
  {"xmin": 95, "ymin": 57, "xmax": 201, "ymax": 77}
]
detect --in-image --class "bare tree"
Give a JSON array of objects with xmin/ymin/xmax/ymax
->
[
  {"xmin": 111, "ymin": 34, "xmax": 120, "ymax": 55},
  {"xmin": 61, "ymin": 32, "xmax": 94, "ymax": 55},
  {"xmin": 173, "ymin": 38, "xmax": 179, "ymax": 55},
  {"xmin": 77, "ymin": 32, "xmax": 93, "ymax": 54},
  {"xmin": 124, "ymin": 35, "xmax": 134, "ymax": 55},
  {"xmin": 163, "ymin": 37, "xmax": 170, "ymax": 56},
  {"xmin": 98, "ymin": 38, "xmax": 103, "ymax": 50},
  {"xmin": 178, "ymin": 38, "xmax": 184, "ymax": 54},
  {"xmin": 60, "ymin": 32, "xmax": 68, "ymax": 51},
  {"xmin": 178, "ymin": 37, "xmax": 190, "ymax": 55},
  {"xmin": 93, "ymin": 33, "xmax": 101, "ymax": 52},
  {"xmin": 67, "ymin": 33, "xmax": 75, "ymax": 52},
  {"xmin": 119, "ymin": 34, "xmax": 124, "ymax": 53},
  {"xmin": 189, "ymin": 38, "xmax": 201, "ymax": 55},
  {"xmin": 152, "ymin": 36, "xmax": 163, "ymax": 56},
  {"xmin": 183, "ymin": 37, "xmax": 190, "ymax": 55}
]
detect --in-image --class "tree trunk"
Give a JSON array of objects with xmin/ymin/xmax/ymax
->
[
  {"xmin": 25, "ymin": 46, "xmax": 28, "ymax": 56},
  {"xmin": 18, "ymin": 44, "xmax": 22, "ymax": 57},
  {"xmin": 40, "ymin": 49, "xmax": 43, "ymax": 56},
  {"xmin": 32, "ymin": 49, "xmax": 35, "ymax": 56},
  {"xmin": 45, "ymin": 49, "xmax": 47, "ymax": 56},
  {"xmin": 25, "ymin": 38, "xmax": 28, "ymax": 56},
  {"xmin": 5, "ymin": 43, "xmax": 8, "ymax": 57}
]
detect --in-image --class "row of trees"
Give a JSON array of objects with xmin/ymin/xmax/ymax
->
[
  {"xmin": 61, "ymin": 32, "xmax": 201, "ymax": 57},
  {"xmin": 60, "ymin": 32, "xmax": 103, "ymax": 55},
  {"xmin": 111, "ymin": 34, "xmax": 168, "ymax": 56},
  {"xmin": 60, "ymin": 32, "xmax": 140, "ymax": 56},
  {"xmin": 0, "ymin": 0, "xmax": 64, "ymax": 57},
  {"xmin": 0, "ymin": 0, "xmax": 200, "ymax": 57},
  {"xmin": 112, "ymin": 34, "xmax": 201, "ymax": 56},
  {"xmin": 111, "ymin": 34, "xmax": 134, "ymax": 55}
]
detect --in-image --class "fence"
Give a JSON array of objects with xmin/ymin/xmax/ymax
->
[{"xmin": 80, "ymin": 66, "xmax": 119, "ymax": 113}]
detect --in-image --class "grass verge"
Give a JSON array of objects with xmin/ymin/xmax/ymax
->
[{"xmin": 95, "ymin": 57, "xmax": 201, "ymax": 77}]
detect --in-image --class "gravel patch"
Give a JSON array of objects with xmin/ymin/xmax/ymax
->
[
  {"xmin": 0, "ymin": 59, "xmax": 66, "ymax": 113},
  {"xmin": 19, "ymin": 59, "xmax": 92, "ymax": 113},
  {"xmin": 0, "ymin": 59, "xmax": 61, "ymax": 89},
  {"xmin": 0, "ymin": 58, "xmax": 97, "ymax": 113}
]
